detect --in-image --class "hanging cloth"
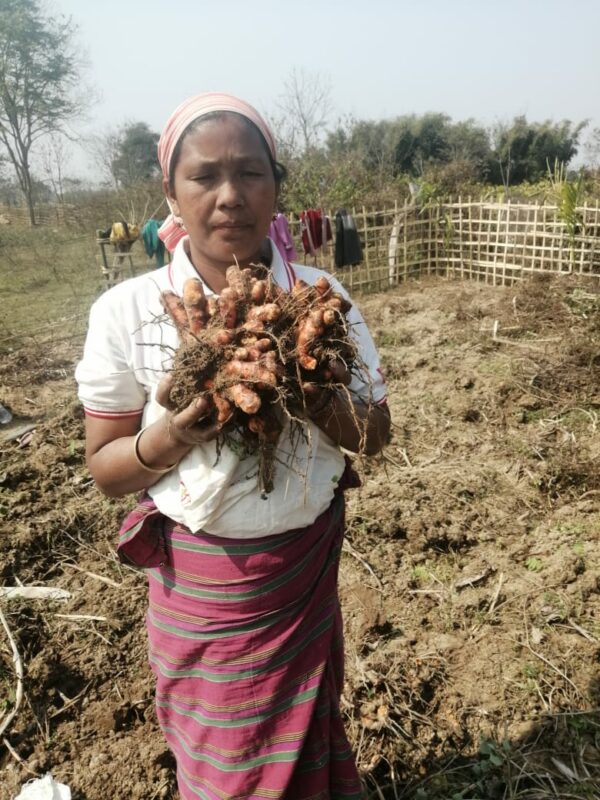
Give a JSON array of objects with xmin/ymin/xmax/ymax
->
[
  {"xmin": 268, "ymin": 213, "xmax": 298, "ymax": 263},
  {"xmin": 142, "ymin": 219, "xmax": 167, "ymax": 267},
  {"xmin": 334, "ymin": 209, "xmax": 363, "ymax": 268},
  {"xmin": 300, "ymin": 209, "xmax": 332, "ymax": 256}
]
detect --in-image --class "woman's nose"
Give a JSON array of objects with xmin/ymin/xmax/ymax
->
[{"xmin": 217, "ymin": 177, "xmax": 243, "ymax": 207}]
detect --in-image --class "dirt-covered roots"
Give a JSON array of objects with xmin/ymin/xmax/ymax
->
[{"xmin": 161, "ymin": 264, "xmax": 360, "ymax": 492}]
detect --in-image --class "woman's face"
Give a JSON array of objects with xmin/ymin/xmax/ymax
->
[{"xmin": 166, "ymin": 114, "xmax": 277, "ymax": 274}]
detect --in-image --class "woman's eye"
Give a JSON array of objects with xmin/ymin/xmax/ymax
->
[
  {"xmin": 194, "ymin": 174, "xmax": 214, "ymax": 182},
  {"xmin": 242, "ymin": 170, "xmax": 264, "ymax": 178}
]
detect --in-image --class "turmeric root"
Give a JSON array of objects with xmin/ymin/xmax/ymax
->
[
  {"xmin": 161, "ymin": 291, "xmax": 190, "ymax": 337},
  {"xmin": 166, "ymin": 262, "xmax": 359, "ymax": 493},
  {"xmin": 226, "ymin": 265, "xmax": 252, "ymax": 298},
  {"xmin": 314, "ymin": 276, "xmax": 331, "ymax": 298},
  {"xmin": 251, "ymin": 280, "xmax": 267, "ymax": 304},
  {"xmin": 296, "ymin": 308, "xmax": 325, "ymax": 370},
  {"xmin": 218, "ymin": 287, "xmax": 239, "ymax": 329},
  {"xmin": 245, "ymin": 303, "xmax": 281, "ymax": 329},
  {"xmin": 213, "ymin": 392, "xmax": 234, "ymax": 426},
  {"xmin": 222, "ymin": 359, "xmax": 279, "ymax": 388},
  {"xmin": 183, "ymin": 278, "xmax": 209, "ymax": 335},
  {"xmin": 226, "ymin": 383, "xmax": 262, "ymax": 414}
]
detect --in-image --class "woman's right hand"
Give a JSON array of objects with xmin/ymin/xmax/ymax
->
[
  {"xmin": 155, "ymin": 373, "xmax": 221, "ymax": 445},
  {"xmin": 85, "ymin": 374, "xmax": 221, "ymax": 498}
]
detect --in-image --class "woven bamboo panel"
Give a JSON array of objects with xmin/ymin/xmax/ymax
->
[{"xmin": 287, "ymin": 200, "xmax": 600, "ymax": 294}]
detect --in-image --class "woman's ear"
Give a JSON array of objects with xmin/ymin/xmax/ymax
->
[{"xmin": 163, "ymin": 176, "xmax": 180, "ymax": 217}]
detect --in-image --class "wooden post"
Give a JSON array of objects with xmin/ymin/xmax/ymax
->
[
  {"xmin": 403, "ymin": 199, "xmax": 409, "ymax": 282},
  {"xmin": 532, "ymin": 202, "xmax": 539, "ymax": 280},
  {"xmin": 427, "ymin": 203, "xmax": 433, "ymax": 275},
  {"xmin": 504, "ymin": 200, "xmax": 511, "ymax": 285},
  {"xmin": 458, "ymin": 195, "xmax": 464, "ymax": 280},
  {"xmin": 467, "ymin": 195, "xmax": 475, "ymax": 280},
  {"xmin": 580, "ymin": 201, "xmax": 588, "ymax": 274},
  {"xmin": 545, "ymin": 204, "xmax": 554, "ymax": 273},
  {"xmin": 492, "ymin": 201, "xmax": 500, "ymax": 285},
  {"xmin": 362, "ymin": 205, "xmax": 370, "ymax": 291}
]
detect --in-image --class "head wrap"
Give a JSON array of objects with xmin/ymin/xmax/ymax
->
[{"xmin": 157, "ymin": 92, "xmax": 277, "ymax": 251}]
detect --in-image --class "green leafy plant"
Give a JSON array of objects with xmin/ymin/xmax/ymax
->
[
  {"xmin": 525, "ymin": 557, "xmax": 543, "ymax": 572},
  {"xmin": 547, "ymin": 159, "xmax": 584, "ymax": 265}
]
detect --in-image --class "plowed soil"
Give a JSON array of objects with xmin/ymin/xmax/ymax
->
[{"xmin": 1, "ymin": 274, "xmax": 599, "ymax": 799}]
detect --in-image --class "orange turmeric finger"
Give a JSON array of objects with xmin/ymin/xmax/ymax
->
[
  {"xmin": 223, "ymin": 359, "xmax": 279, "ymax": 387},
  {"xmin": 314, "ymin": 276, "xmax": 332, "ymax": 298},
  {"xmin": 218, "ymin": 287, "xmax": 239, "ymax": 329},
  {"xmin": 161, "ymin": 291, "xmax": 190, "ymax": 336},
  {"xmin": 226, "ymin": 383, "xmax": 262, "ymax": 414},
  {"xmin": 213, "ymin": 392, "xmax": 234, "ymax": 426}
]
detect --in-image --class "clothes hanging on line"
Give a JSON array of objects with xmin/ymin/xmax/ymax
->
[
  {"xmin": 109, "ymin": 221, "xmax": 139, "ymax": 244},
  {"xmin": 334, "ymin": 209, "xmax": 363, "ymax": 268},
  {"xmin": 268, "ymin": 212, "xmax": 297, "ymax": 263},
  {"xmin": 299, "ymin": 209, "xmax": 332, "ymax": 256},
  {"xmin": 142, "ymin": 219, "xmax": 167, "ymax": 267}
]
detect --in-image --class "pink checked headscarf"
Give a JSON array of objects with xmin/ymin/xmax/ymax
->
[{"xmin": 157, "ymin": 92, "xmax": 277, "ymax": 251}]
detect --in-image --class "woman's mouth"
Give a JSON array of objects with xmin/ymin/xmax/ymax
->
[{"xmin": 213, "ymin": 222, "xmax": 251, "ymax": 230}]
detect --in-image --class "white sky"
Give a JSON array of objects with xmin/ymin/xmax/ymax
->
[{"xmin": 50, "ymin": 0, "xmax": 600, "ymax": 177}]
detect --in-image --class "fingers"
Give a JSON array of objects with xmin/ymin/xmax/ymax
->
[
  {"xmin": 166, "ymin": 396, "xmax": 221, "ymax": 445},
  {"xmin": 157, "ymin": 372, "xmax": 223, "ymax": 445},
  {"xmin": 328, "ymin": 359, "xmax": 352, "ymax": 386},
  {"xmin": 176, "ymin": 396, "xmax": 211, "ymax": 429},
  {"xmin": 156, "ymin": 374, "xmax": 176, "ymax": 410}
]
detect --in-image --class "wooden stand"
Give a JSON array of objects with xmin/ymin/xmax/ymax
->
[{"xmin": 97, "ymin": 239, "xmax": 135, "ymax": 287}]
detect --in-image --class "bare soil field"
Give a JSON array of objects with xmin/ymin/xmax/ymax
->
[{"xmin": 1, "ymin": 274, "xmax": 599, "ymax": 799}]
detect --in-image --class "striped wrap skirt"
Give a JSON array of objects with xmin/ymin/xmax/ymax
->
[{"xmin": 117, "ymin": 490, "xmax": 363, "ymax": 800}]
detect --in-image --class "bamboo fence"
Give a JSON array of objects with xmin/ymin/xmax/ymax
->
[
  {"xmin": 0, "ymin": 203, "xmax": 84, "ymax": 227},
  {"xmin": 2, "ymin": 197, "xmax": 600, "ymax": 296},
  {"xmin": 288, "ymin": 199, "xmax": 600, "ymax": 293},
  {"xmin": 3, "ymin": 198, "xmax": 600, "ymax": 350}
]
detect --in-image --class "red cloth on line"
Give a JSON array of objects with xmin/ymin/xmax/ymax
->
[{"xmin": 300, "ymin": 209, "xmax": 332, "ymax": 255}]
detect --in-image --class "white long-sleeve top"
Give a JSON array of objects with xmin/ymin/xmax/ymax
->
[{"xmin": 76, "ymin": 239, "xmax": 387, "ymax": 537}]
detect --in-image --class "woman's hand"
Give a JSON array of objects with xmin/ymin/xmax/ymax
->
[
  {"xmin": 304, "ymin": 360, "xmax": 390, "ymax": 456},
  {"xmin": 85, "ymin": 373, "xmax": 223, "ymax": 499},
  {"xmin": 155, "ymin": 374, "xmax": 221, "ymax": 445},
  {"xmin": 303, "ymin": 359, "xmax": 352, "ymax": 417}
]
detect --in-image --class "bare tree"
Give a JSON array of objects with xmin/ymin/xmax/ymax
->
[
  {"xmin": 272, "ymin": 68, "xmax": 332, "ymax": 157},
  {"xmin": 86, "ymin": 128, "xmax": 121, "ymax": 189},
  {"xmin": 40, "ymin": 134, "xmax": 71, "ymax": 203},
  {"xmin": 0, "ymin": 0, "xmax": 92, "ymax": 224}
]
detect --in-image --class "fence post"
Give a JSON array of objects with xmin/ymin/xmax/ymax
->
[
  {"xmin": 580, "ymin": 201, "xmax": 588, "ymax": 274},
  {"xmin": 457, "ymin": 195, "xmax": 463, "ymax": 280},
  {"xmin": 402, "ymin": 199, "xmax": 408, "ymax": 283},
  {"xmin": 529, "ymin": 202, "xmax": 537, "ymax": 280},
  {"xmin": 362, "ymin": 205, "xmax": 370, "ymax": 290}
]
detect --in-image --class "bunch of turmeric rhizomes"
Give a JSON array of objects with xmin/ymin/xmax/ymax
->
[{"xmin": 160, "ymin": 263, "xmax": 357, "ymax": 492}]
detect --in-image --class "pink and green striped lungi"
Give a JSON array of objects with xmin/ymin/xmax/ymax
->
[{"xmin": 118, "ymin": 490, "xmax": 363, "ymax": 800}]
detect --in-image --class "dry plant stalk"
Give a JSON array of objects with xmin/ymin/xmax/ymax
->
[
  {"xmin": 0, "ymin": 606, "xmax": 24, "ymax": 738},
  {"xmin": 161, "ymin": 264, "xmax": 359, "ymax": 493}
]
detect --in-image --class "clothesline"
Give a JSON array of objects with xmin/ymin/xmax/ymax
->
[{"xmin": 272, "ymin": 208, "xmax": 363, "ymax": 269}]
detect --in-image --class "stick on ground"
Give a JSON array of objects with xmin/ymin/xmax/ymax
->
[{"xmin": 0, "ymin": 606, "xmax": 24, "ymax": 738}]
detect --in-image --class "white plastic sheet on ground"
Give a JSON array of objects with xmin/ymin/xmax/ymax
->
[{"xmin": 13, "ymin": 774, "xmax": 71, "ymax": 800}]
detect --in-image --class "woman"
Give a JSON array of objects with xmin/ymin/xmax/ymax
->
[{"xmin": 77, "ymin": 92, "xmax": 390, "ymax": 799}]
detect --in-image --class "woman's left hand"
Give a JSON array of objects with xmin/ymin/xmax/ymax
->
[
  {"xmin": 305, "ymin": 360, "xmax": 390, "ymax": 456},
  {"xmin": 303, "ymin": 359, "xmax": 351, "ymax": 417}
]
